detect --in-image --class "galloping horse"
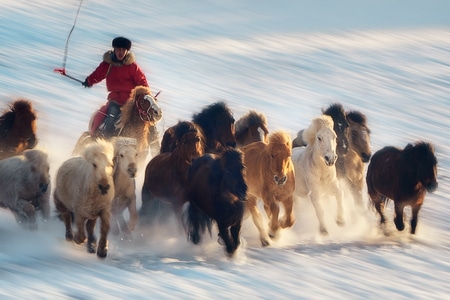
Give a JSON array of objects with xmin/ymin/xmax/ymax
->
[
  {"xmin": 292, "ymin": 115, "xmax": 344, "ymax": 236},
  {"xmin": 235, "ymin": 110, "xmax": 269, "ymax": 148},
  {"xmin": 0, "ymin": 99, "xmax": 37, "ymax": 160},
  {"xmin": 241, "ymin": 131, "xmax": 295, "ymax": 247},
  {"xmin": 184, "ymin": 148, "xmax": 247, "ymax": 256},
  {"xmin": 366, "ymin": 142, "xmax": 438, "ymax": 234},
  {"xmin": 139, "ymin": 121, "xmax": 205, "ymax": 226},
  {"xmin": 73, "ymin": 86, "xmax": 162, "ymax": 167},
  {"xmin": 340, "ymin": 110, "xmax": 371, "ymax": 207},
  {"xmin": 160, "ymin": 101, "xmax": 236, "ymax": 154}
]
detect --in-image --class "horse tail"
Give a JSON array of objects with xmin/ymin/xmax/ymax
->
[{"xmin": 182, "ymin": 202, "xmax": 212, "ymax": 245}]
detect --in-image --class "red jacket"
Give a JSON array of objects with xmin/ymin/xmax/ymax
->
[{"xmin": 86, "ymin": 51, "xmax": 149, "ymax": 106}]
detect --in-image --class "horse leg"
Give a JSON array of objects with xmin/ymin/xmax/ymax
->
[
  {"xmin": 279, "ymin": 196, "xmax": 295, "ymax": 229},
  {"xmin": 410, "ymin": 204, "xmax": 422, "ymax": 234},
  {"xmin": 267, "ymin": 200, "xmax": 280, "ymax": 239},
  {"xmin": 118, "ymin": 212, "xmax": 132, "ymax": 241},
  {"xmin": 247, "ymin": 195, "xmax": 271, "ymax": 247},
  {"xmin": 74, "ymin": 215, "xmax": 87, "ymax": 244},
  {"xmin": 127, "ymin": 196, "xmax": 138, "ymax": 232},
  {"xmin": 331, "ymin": 181, "xmax": 345, "ymax": 226},
  {"xmin": 97, "ymin": 209, "xmax": 111, "ymax": 258},
  {"xmin": 85, "ymin": 218, "xmax": 97, "ymax": 254},
  {"xmin": 16, "ymin": 199, "xmax": 37, "ymax": 230},
  {"xmin": 309, "ymin": 190, "xmax": 328, "ymax": 235},
  {"xmin": 230, "ymin": 220, "xmax": 242, "ymax": 251},
  {"xmin": 218, "ymin": 223, "xmax": 236, "ymax": 256},
  {"xmin": 186, "ymin": 203, "xmax": 202, "ymax": 245},
  {"xmin": 148, "ymin": 125, "xmax": 161, "ymax": 158},
  {"xmin": 54, "ymin": 198, "xmax": 73, "ymax": 241},
  {"xmin": 393, "ymin": 201, "xmax": 405, "ymax": 231}
]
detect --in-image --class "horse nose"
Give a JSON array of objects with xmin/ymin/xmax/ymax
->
[
  {"xmin": 98, "ymin": 183, "xmax": 110, "ymax": 195},
  {"xmin": 128, "ymin": 164, "xmax": 137, "ymax": 178},
  {"xmin": 427, "ymin": 181, "xmax": 438, "ymax": 193},
  {"xmin": 226, "ymin": 141, "xmax": 237, "ymax": 148},
  {"xmin": 361, "ymin": 152, "xmax": 372, "ymax": 163},
  {"xmin": 325, "ymin": 154, "xmax": 337, "ymax": 166},
  {"xmin": 39, "ymin": 182, "xmax": 48, "ymax": 193},
  {"xmin": 274, "ymin": 175, "xmax": 287, "ymax": 185},
  {"xmin": 28, "ymin": 136, "xmax": 38, "ymax": 148}
]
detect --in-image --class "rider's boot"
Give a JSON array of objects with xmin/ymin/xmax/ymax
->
[{"xmin": 102, "ymin": 102, "xmax": 121, "ymax": 138}]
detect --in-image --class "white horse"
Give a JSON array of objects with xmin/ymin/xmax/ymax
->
[
  {"xmin": 292, "ymin": 115, "xmax": 344, "ymax": 235},
  {"xmin": 54, "ymin": 139, "xmax": 115, "ymax": 258},
  {"xmin": 110, "ymin": 137, "xmax": 139, "ymax": 240}
]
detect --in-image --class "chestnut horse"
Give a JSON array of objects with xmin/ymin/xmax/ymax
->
[
  {"xmin": 241, "ymin": 131, "xmax": 295, "ymax": 247},
  {"xmin": 160, "ymin": 101, "xmax": 236, "ymax": 154},
  {"xmin": 0, "ymin": 99, "xmax": 37, "ymax": 160},
  {"xmin": 73, "ymin": 86, "xmax": 162, "ymax": 167},
  {"xmin": 184, "ymin": 148, "xmax": 247, "ymax": 256},
  {"xmin": 366, "ymin": 141, "xmax": 438, "ymax": 234},
  {"xmin": 235, "ymin": 110, "xmax": 269, "ymax": 148},
  {"xmin": 139, "ymin": 121, "xmax": 205, "ymax": 227},
  {"xmin": 292, "ymin": 115, "xmax": 344, "ymax": 236}
]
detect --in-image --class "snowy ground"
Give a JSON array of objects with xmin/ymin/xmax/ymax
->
[{"xmin": 0, "ymin": 0, "xmax": 449, "ymax": 299}]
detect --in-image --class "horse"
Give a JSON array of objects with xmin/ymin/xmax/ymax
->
[
  {"xmin": 73, "ymin": 86, "xmax": 162, "ymax": 167},
  {"xmin": 0, "ymin": 149, "xmax": 50, "ymax": 229},
  {"xmin": 183, "ymin": 148, "xmax": 247, "ymax": 256},
  {"xmin": 366, "ymin": 142, "xmax": 438, "ymax": 235},
  {"xmin": 292, "ymin": 115, "xmax": 345, "ymax": 236},
  {"xmin": 235, "ymin": 110, "xmax": 269, "ymax": 148},
  {"xmin": 54, "ymin": 139, "xmax": 115, "ymax": 258},
  {"xmin": 109, "ymin": 137, "xmax": 139, "ymax": 241},
  {"xmin": 0, "ymin": 99, "xmax": 37, "ymax": 160},
  {"xmin": 339, "ymin": 110, "xmax": 372, "ymax": 207},
  {"xmin": 139, "ymin": 121, "xmax": 205, "ymax": 227},
  {"xmin": 293, "ymin": 103, "xmax": 349, "ymax": 161},
  {"xmin": 160, "ymin": 101, "xmax": 236, "ymax": 154},
  {"xmin": 241, "ymin": 131, "xmax": 295, "ymax": 247}
]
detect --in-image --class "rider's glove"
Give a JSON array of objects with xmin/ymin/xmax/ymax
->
[{"xmin": 82, "ymin": 78, "xmax": 91, "ymax": 88}]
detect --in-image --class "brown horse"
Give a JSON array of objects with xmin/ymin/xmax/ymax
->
[
  {"xmin": 139, "ymin": 121, "xmax": 205, "ymax": 227},
  {"xmin": 183, "ymin": 148, "xmax": 247, "ymax": 256},
  {"xmin": 160, "ymin": 101, "xmax": 236, "ymax": 154},
  {"xmin": 235, "ymin": 110, "xmax": 269, "ymax": 148},
  {"xmin": 241, "ymin": 131, "xmax": 295, "ymax": 247},
  {"xmin": 340, "ymin": 110, "xmax": 372, "ymax": 207},
  {"xmin": 0, "ymin": 99, "xmax": 37, "ymax": 160},
  {"xmin": 366, "ymin": 142, "xmax": 438, "ymax": 234},
  {"xmin": 73, "ymin": 86, "xmax": 162, "ymax": 167}
]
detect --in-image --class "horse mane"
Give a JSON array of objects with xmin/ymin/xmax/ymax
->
[
  {"xmin": 118, "ymin": 85, "xmax": 152, "ymax": 128},
  {"xmin": 403, "ymin": 141, "xmax": 437, "ymax": 165},
  {"xmin": 112, "ymin": 137, "xmax": 137, "ymax": 154},
  {"xmin": 347, "ymin": 110, "xmax": 370, "ymax": 132},
  {"xmin": 322, "ymin": 103, "xmax": 346, "ymax": 119},
  {"xmin": 0, "ymin": 99, "xmax": 36, "ymax": 133},
  {"xmin": 192, "ymin": 101, "xmax": 234, "ymax": 134},
  {"xmin": 303, "ymin": 115, "xmax": 334, "ymax": 145},
  {"xmin": 235, "ymin": 110, "xmax": 268, "ymax": 137},
  {"xmin": 82, "ymin": 139, "xmax": 114, "ymax": 163},
  {"xmin": 268, "ymin": 131, "xmax": 292, "ymax": 148}
]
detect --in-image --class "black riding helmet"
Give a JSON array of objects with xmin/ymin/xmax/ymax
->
[{"xmin": 112, "ymin": 37, "xmax": 132, "ymax": 50}]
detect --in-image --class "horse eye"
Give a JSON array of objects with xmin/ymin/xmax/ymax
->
[
  {"xmin": 93, "ymin": 163, "xmax": 97, "ymax": 169},
  {"xmin": 318, "ymin": 136, "xmax": 322, "ymax": 142},
  {"xmin": 120, "ymin": 154, "xmax": 124, "ymax": 158}
]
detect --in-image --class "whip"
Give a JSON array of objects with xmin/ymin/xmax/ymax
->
[{"xmin": 54, "ymin": 0, "xmax": 84, "ymax": 83}]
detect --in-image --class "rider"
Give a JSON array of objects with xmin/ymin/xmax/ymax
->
[{"xmin": 82, "ymin": 36, "xmax": 156, "ymax": 139}]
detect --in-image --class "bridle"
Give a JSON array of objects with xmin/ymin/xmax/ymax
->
[{"xmin": 135, "ymin": 91, "xmax": 162, "ymax": 123}]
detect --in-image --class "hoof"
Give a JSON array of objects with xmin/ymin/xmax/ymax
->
[
  {"xmin": 87, "ymin": 242, "xmax": 97, "ymax": 254},
  {"xmin": 65, "ymin": 231, "xmax": 74, "ymax": 241},
  {"xmin": 261, "ymin": 238, "xmax": 270, "ymax": 247},
  {"xmin": 336, "ymin": 219, "xmax": 345, "ymax": 227},
  {"xmin": 97, "ymin": 247, "xmax": 108, "ymax": 258},
  {"xmin": 320, "ymin": 227, "xmax": 329, "ymax": 236},
  {"xmin": 74, "ymin": 233, "xmax": 86, "ymax": 244}
]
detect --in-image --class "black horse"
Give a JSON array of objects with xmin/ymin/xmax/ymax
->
[
  {"xmin": 366, "ymin": 141, "xmax": 438, "ymax": 234},
  {"xmin": 183, "ymin": 148, "xmax": 247, "ymax": 257}
]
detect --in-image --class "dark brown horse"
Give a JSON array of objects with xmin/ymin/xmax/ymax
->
[
  {"xmin": 0, "ymin": 99, "xmax": 37, "ymax": 160},
  {"xmin": 160, "ymin": 101, "xmax": 236, "ymax": 154},
  {"xmin": 183, "ymin": 148, "xmax": 247, "ymax": 256},
  {"xmin": 73, "ymin": 86, "xmax": 162, "ymax": 167},
  {"xmin": 366, "ymin": 142, "xmax": 438, "ymax": 234},
  {"xmin": 139, "ymin": 121, "xmax": 205, "ymax": 226},
  {"xmin": 339, "ymin": 110, "xmax": 372, "ymax": 207},
  {"xmin": 235, "ymin": 110, "xmax": 269, "ymax": 148}
]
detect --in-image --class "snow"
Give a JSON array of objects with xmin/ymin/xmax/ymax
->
[{"xmin": 0, "ymin": 0, "xmax": 449, "ymax": 299}]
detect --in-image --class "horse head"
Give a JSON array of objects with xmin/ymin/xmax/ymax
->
[
  {"xmin": 173, "ymin": 121, "xmax": 205, "ymax": 163},
  {"xmin": 135, "ymin": 90, "xmax": 162, "ymax": 124},
  {"xmin": 193, "ymin": 101, "xmax": 237, "ymax": 152},
  {"xmin": 267, "ymin": 131, "xmax": 293, "ymax": 186},
  {"xmin": 407, "ymin": 142, "xmax": 438, "ymax": 193},
  {"xmin": 323, "ymin": 103, "xmax": 349, "ymax": 157},
  {"xmin": 347, "ymin": 110, "xmax": 372, "ymax": 162},
  {"xmin": 305, "ymin": 115, "xmax": 338, "ymax": 167},
  {"xmin": 23, "ymin": 149, "xmax": 50, "ymax": 197},
  {"xmin": 113, "ymin": 137, "xmax": 138, "ymax": 178},
  {"xmin": 83, "ymin": 140, "xmax": 115, "ymax": 195}
]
